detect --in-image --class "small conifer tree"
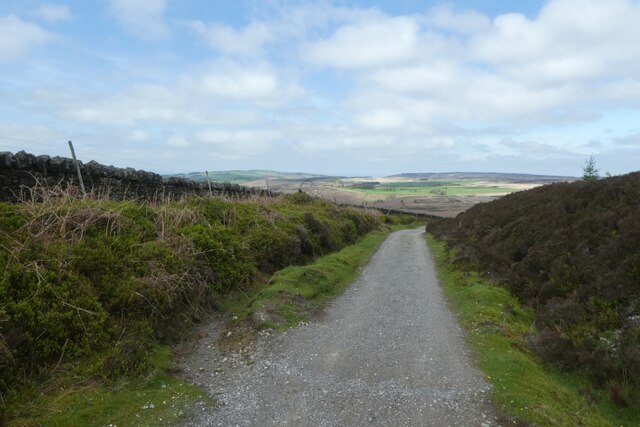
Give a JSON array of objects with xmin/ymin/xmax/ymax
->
[{"xmin": 582, "ymin": 155, "xmax": 600, "ymax": 181}]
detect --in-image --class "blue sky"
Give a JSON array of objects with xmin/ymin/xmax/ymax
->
[{"xmin": 1, "ymin": 0, "xmax": 639, "ymax": 176}]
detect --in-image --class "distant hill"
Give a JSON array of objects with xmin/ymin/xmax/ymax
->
[
  {"xmin": 163, "ymin": 170, "xmax": 333, "ymax": 184},
  {"xmin": 393, "ymin": 172, "xmax": 577, "ymax": 182},
  {"xmin": 428, "ymin": 172, "xmax": 640, "ymax": 403},
  {"xmin": 165, "ymin": 170, "xmax": 576, "ymax": 185}
]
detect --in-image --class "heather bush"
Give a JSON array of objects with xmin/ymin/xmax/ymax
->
[
  {"xmin": 428, "ymin": 172, "xmax": 640, "ymax": 403},
  {"xmin": 0, "ymin": 193, "xmax": 387, "ymax": 399}
]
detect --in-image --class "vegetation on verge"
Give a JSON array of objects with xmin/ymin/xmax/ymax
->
[
  {"xmin": 221, "ymin": 226, "xmax": 414, "ymax": 332},
  {"xmin": 0, "ymin": 191, "xmax": 414, "ymax": 424},
  {"xmin": 428, "ymin": 172, "xmax": 640, "ymax": 412},
  {"xmin": 6, "ymin": 346, "xmax": 209, "ymax": 427},
  {"xmin": 427, "ymin": 235, "xmax": 640, "ymax": 426}
]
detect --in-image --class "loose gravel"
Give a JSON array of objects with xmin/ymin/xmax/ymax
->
[{"xmin": 179, "ymin": 227, "xmax": 498, "ymax": 426}]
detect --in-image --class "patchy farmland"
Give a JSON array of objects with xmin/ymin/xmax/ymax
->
[{"xmin": 165, "ymin": 170, "xmax": 575, "ymax": 216}]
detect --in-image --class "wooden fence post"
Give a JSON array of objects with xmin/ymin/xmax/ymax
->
[
  {"xmin": 68, "ymin": 140, "xmax": 86, "ymax": 197},
  {"xmin": 205, "ymin": 170, "xmax": 213, "ymax": 197}
]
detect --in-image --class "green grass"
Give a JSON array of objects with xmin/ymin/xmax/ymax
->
[
  {"xmin": 426, "ymin": 234, "xmax": 640, "ymax": 426},
  {"xmin": 221, "ymin": 223, "xmax": 421, "ymax": 331},
  {"xmin": 372, "ymin": 180, "xmax": 457, "ymax": 188},
  {"xmin": 342, "ymin": 179, "xmax": 514, "ymax": 197},
  {"xmin": 5, "ymin": 346, "xmax": 210, "ymax": 427}
]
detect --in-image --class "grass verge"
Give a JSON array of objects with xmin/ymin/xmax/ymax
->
[
  {"xmin": 220, "ymin": 223, "xmax": 421, "ymax": 332},
  {"xmin": 5, "ymin": 346, "xmax": 210, "ymax": 427},
  {"xmin": 426, "ymin": 233, "xmax": 640, "ymax": 427}
]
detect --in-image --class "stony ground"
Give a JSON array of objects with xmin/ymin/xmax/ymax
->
[{"xmin": 179, "ymin": 228, "xmax": 498, "ymax": 426}]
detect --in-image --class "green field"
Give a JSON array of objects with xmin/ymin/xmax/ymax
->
[
  {"xmin": 344, "ymin": 179, "xmax": 514, "ymax": 197},
  {"xmin": 165, "ymin": 173, "xmax": 518, "ymax": 198}
]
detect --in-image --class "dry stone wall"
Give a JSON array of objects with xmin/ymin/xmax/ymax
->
[{"xmin": 0, "ymin": 151, "xmax": 269, "ymax": 202}]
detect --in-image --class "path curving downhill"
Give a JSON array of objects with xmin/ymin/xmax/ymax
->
[{"xmin": 181, "ymin": 227, "xmax": 498, "ymax": 426}]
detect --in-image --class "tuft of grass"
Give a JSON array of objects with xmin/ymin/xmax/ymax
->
[{"xmin": 426, "ymin": 234, "xmax": 640, "ymax": 426}]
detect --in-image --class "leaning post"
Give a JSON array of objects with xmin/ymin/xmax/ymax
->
[
  {"xmin": 68, "ymin": 140, "xmax": 86, "ymax": 197},
  {"xmin": 205, "ymin": 170, "xmax": 213, "ymax": 197}
]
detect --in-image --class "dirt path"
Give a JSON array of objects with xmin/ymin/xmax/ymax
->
[{"xmin": 180, "ymin": 228, "xmax": 497, "ymax": 426}]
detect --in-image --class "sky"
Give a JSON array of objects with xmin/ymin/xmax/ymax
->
[{"xmin": 1, "ymin": 0, "xmax": 639, "ymax": 176}]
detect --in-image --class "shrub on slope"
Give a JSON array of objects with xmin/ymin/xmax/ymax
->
[
  {"xmin": 428, "ymin": 172, "xmax": 640, "ymax": 402},
  {"xmin": 0, "ymin": 193, "xmax": 384, "ymax": 400}
]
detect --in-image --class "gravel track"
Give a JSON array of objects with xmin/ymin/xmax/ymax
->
[{"xmin": 180, "ymin": 227, "xmax": 498, "ymax": 426}]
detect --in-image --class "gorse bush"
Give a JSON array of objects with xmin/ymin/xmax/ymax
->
[
  {"xmin": 0, "ymin": 193, "xmax": 386, "ymax": 401},
  {"xmin": 428, "ymin": 172, "xmax": 640, "ymax": 405}
]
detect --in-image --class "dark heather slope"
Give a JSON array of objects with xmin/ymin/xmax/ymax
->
[{"xmin": 428, "ymin": 172, "xmax": 640, "ymax": 403}]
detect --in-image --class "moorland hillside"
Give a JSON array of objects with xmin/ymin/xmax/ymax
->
[{"xmin": 429, "ymin": 172, "xmax": 640, "ymax": 404}]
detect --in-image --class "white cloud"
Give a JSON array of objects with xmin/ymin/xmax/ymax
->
[
  {"xmin": 128, "ymin": 130, "xmax": 150, "ymax": 142},
  {"xmin": 306, "ymin": 15, "xmax": 421, "ymax": 69},
  {"xmin": 470, "ymin": 0, "xmax": 640, "ymax": 84},
  {"xmin": 0, "ymin": 15, "xmax": 51, "ymax": 61},
  {"xmin": 355, "ymin": 109, "xmax": 406, "ymax": 130},
  {"xmin": 369, "ymin": 62, "xmax": 460, "ymax": 96},
  {"xmin": 196, "ymin": 129, "xmax": 280, "ymax": 145},
  {"xmin": 424, "ymin": 5, "xmax": 491, "ymax": 35},
  {"xmin": 188, "ymin": 20, "xmax": 275, "ymax": 56},
  {"xmin": 428, "ymin": 136, "xmax": 456, "ymax": 148},
  {"xmin": 611, "ymin": 133, "xmax": 640, "ymax": 148},
  {"xmin": 198, "ymin": 67, "xmax": 278, "ymax": 99},
  {"xmin": 497, "ymin": 138, "xmax": 569, "ymax": 159},
  {"xmin": 301, "ymin": 0, "xmax": 640, "ymax": 136},
  {"xmin": 166, "ymin": 135, "xmax": 189, "ymax": 147},
  {"xmin": 53, "ymin": 83, "xmax": 190, "ymax": 126},
  {"xmin": 195, "ymin": 129, "xmax": 281, "ymax": 160},
  {"xmin": 36, "ymin": 4, "xmax": 71, "ymax": 22},
  {"xmin": 109, "ymin": 0, "xmax": 168, "ymax": 40},
  {"xmin": 32, "ymin": 59, "xmax": 297, "ymax": 133}
]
